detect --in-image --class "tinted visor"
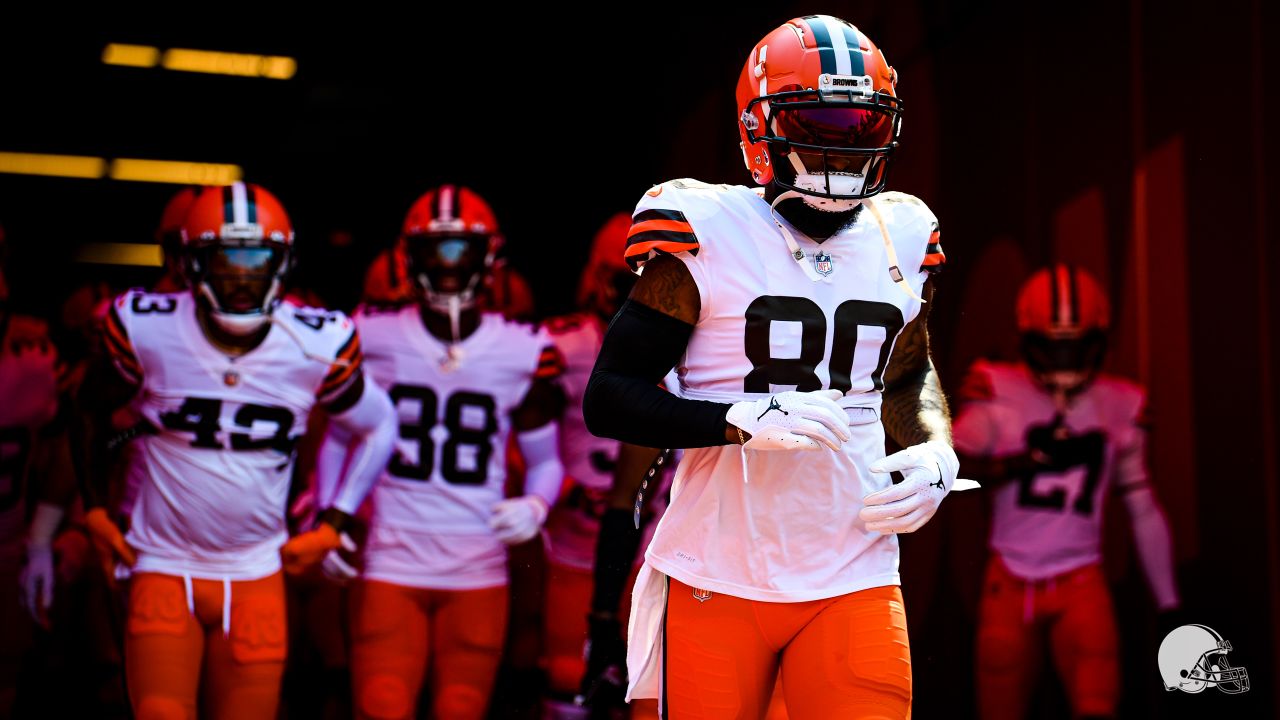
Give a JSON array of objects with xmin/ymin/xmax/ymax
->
[
  {"xmin": 1021, "ymin": 331, "xmax": 1107, "ymax": 375},
  {"xmin": 197, "ymin": 246, "xmax": 285, "ymax": 314},
  {"xmin": 405, "ymin": 233, "xmax": 488, "ymax": 294},
  {"xmin": 772, "ymin": 103, "xmax": 895, "ymax": 150}
]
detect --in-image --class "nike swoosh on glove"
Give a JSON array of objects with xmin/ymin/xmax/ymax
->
[
  {"xmin": 725, "ymin": 389, "xmax": 851, "ymax": 451},
  {"xmin": 859, "ymin": 440, "xmax": 965, "ymax": 534},
  {"xmin": 489, "ymin": 496, "xmax": 549, "ymax": 545}
]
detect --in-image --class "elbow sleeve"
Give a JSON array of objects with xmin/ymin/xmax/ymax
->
[{"xmin": 583, "ymin": 300, "xmax": 731, "ymax": 449}]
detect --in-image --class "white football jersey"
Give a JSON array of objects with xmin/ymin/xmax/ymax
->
[
  {"xmin": 543, "ymin": 312, "xmax": 618, "ymax": 570},
  {"xmin": 627, "ymin": 179, "xmax": 945, "ymax": 603},
  {"xmin": 356, "ymin": 305, "xmax": 557, "ymax": 590},
  {"xmin": 0, "ymin": 315, "xmax": 58, "ymax": 558},
  {"xmin": 104, "ymin": 291, "xmax": 361, "ymax": 580},
  {"xmin": 951, "ymin": 360, "xmax": 1147, "ymax": 580}
]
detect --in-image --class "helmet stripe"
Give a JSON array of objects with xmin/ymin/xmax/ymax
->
[
  {"xmin": 823, "ymin": 17, "xmax": 853, "ymax": 76},
  {"xmin": 1052, "ymin": 264, "xmax": 1074, "ymax": 328},
  {"xmin": 437, "ymin": 184, "xmax": 457, "ymax": 222},
  {"xmin": 232, "ymin": 181, "xmax": 249, "ymax": 225},
  {"xmin": 802, "ymin": 16, "xmax": 838, "ymax": 76},
  {"xmin": 840, "ymin": 24, "xmax": 867, "ymax": 77}
]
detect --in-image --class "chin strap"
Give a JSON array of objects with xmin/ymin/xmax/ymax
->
[
  {"xmin": 862, "ymin": 199, "xmax": 926, "ymax": 303},
  {"xmin": 769, "ymin": 190, "xmax": 824, "ymax": 283},
  {"xmin": 419, "ymin": 271, "xmax": 485, "ymax": 370}
]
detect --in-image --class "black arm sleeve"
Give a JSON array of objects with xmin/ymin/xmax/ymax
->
[{"xmin": 583, "ymin": 299, "xmax": 732, "ymax": 448}]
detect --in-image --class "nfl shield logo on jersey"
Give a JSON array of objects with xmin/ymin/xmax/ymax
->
[
  {"xmin": 814, "ymin": 252, "xmax": 834, "ymax": 276},
  {"xmin": 691, "ymin": 587, "xmax": 713, "ymax": 603}
]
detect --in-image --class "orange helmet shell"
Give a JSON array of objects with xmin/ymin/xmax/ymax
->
[
  {"xmin": 1016, "ymin": 265, "xmax": 1110, "ymax": 337},
  {"xmin": 736, "ymin": 15, "xmax": 900, "ymax": 189},
  {"xmin": 402, "ymin": 185, "xmax": 499, "ymax": 238},
  {"xmin": 157, "ymin": 186, "xmax": 203, "ymax": 242},
  {"xmin": 576, "ymin": 212, "xmax": 632, "ymax": 309},
  {"xmin": 180, "ymin": 182, "xmax": 294, "ymax": 248}
]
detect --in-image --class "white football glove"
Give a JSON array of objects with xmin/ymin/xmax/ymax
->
[
  {"xmin": 20, "ymin": 543, "xmax": 55, "ymax": 622},
  {"xmin": 320, "ymin": 531, "xmax": 360, "ymax": 581},
  {"xmin": 725, "ymin": 390, "xmax": 851, "ymax": 451},
  {"xmin": 860, "ymin": 440, "xmax": 973, "ymax": 534},
  {"xmin": 489, "ymin": 496, "xmax": 550, "ymax": 545}
]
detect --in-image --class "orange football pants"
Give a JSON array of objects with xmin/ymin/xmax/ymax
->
[
  {"xmin": 663, "ymin": 577, "xmax": 911, "ymax": 720},
  {"xmin": 349, "ymin": 579, "xmax": 508, "ymax": 720},
  {"xmin": 542, "ymin": 561, "xmax": 594, "ymax": 695},
  {"xmin": 125, "ymin": 571, "xmax": 287, "ymax": 720},
  {"xmin": 975, "ymin": 557, "xmax": 1118, "ymax": 720}
]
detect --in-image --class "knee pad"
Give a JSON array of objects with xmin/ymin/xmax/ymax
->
[
  {"xmin": 230, "ymin": 592, "xmax": 287, "ymax": 664},
  {"xmin": 544, "ymin": 654, "xmax": 586, "ymax": 696},
  {"xmin": 358, "ymin": 674, "xmax": 413, "ymax": 720},
  {"xmin": 128, "ymin": 577, "xmax": 189, "ymax": 637},
  {"xmin": 434, "ymin": 683, "xmax": 488, "ymax": 719},
  {"xmin": 134, "ymin": 696, "xmax": 192, "ymax": 720},
  {"xmin": 977, "ymin": 626, "xmax": 1029, "ymax": 674}
]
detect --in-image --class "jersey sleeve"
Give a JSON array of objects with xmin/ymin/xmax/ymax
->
[
  {"xmin": 950, "ymin": 361, "xmax": 999, "ymax": 455},
  {"xmin": 103, "ymin": 294, "xmax": 143, "ymax": 386},
  {"xmin": 1110, "ymin": 383, "xmax": 1151, "ymax": 495},
  {"xmin": 623, "ymin": 181, "xmax": 702, "ymax": 272},
  {"xmin": 317, "ymin": 324, "xmax": 365, "ymax": 409},
  {"xmin": 921, "ymin": 218, "xmax": 945, "ymax": 274}
]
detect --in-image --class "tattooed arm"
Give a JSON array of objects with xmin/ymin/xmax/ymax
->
[
  {"xmin": 584, "ymin": 254, "xmax": 743, "ymax": 447},
  {"xmin": 880, "ymin": 282, "xmax": 953, "ymax": 448}
]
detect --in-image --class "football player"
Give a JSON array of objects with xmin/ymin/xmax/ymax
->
[
  {"xmin": 583, "ymin": 15, "xmax": 968, "ymax": 718},
  {"xmin": 540, "ymin": 213, "xmax": 664, "ymax": 718},
  {"xmin": 75, "ymin": 182, "xmax": 396, "ymax": 720},
  {"xmin": 0, "ymin": 225, "xmax": 61, "ymax": 716},
  {"xmin": 952, "ymin": 265, "xmax": 1179, "ymax": 720},
  {"xmin": 344, "ymin": 185, "xmax": 566, "ymax": 720}
]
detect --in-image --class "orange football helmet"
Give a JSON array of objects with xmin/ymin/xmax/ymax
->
[
  {"xmin": 737, "ymin": 15, "xmax": 902, "ymax": 204},
  {"xmin": 576, "ymin": 212, "xmax": 635, "ymax": 318},
  {"xmin": 1016, "ymin": 265, "xmax": 1110, "ymax": 394},
  {"xmin": 399, "ymin": 185, "xmax": 501, "ymax": 310},
  {"xmin": 180, "ymin": 182, "xmax": 295, "ymax": 335}
]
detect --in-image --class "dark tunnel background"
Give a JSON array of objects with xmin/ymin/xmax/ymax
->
[{"xmin": 0, "ymin": 2, "xmax": 1277, "ymax": 717}]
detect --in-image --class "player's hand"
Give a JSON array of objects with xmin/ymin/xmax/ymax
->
[
  {"xmin": 84, "ymin": 507, "xmax": 137, "ymax": 568},
  {"xmin": 280, "ymin": 523, "xmax": 343, "ymax": 575},
  {"xmin": 489, "ymin": 496, "xmax": 549, "ymax": 545},
  {"xmin": 19, "ymin": 543, "xmax": 55, "ymax": 627},
  {"xmin": 320, "ymin": 531, "xmax": 360, "ymax": 581},
  {"xmin": 576, "ymin": 614, "xmax": 628, "ymax": 715},
  {"xmin": 726, "ymin": 390, "xmax": 850, "ymax": 451},
  {"xmin": 860, "ymin": 440, "xmax": 962, "ymax": 534}
]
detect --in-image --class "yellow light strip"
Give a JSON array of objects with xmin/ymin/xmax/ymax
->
[
  {"xmin": 161, "ymin": 48, "xmax": 297, "ymax": 80},
  {"xmin": 109, "ymin": 158, "xmax": 241, "ymax": 185},
  {"xmin": 0, "ymin": 152, "xmax": 107, "ymax": 179},
  {"xmin": 75, "ymin": 243, "xmax": 164, "ymax": 267},
  {"xmin": 0, "ymin": 152, "xmax": 241, "ymax": 184},
  {"xmin": 102, "ymin": 43, "xmax": 160, "ymax": 68}
]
